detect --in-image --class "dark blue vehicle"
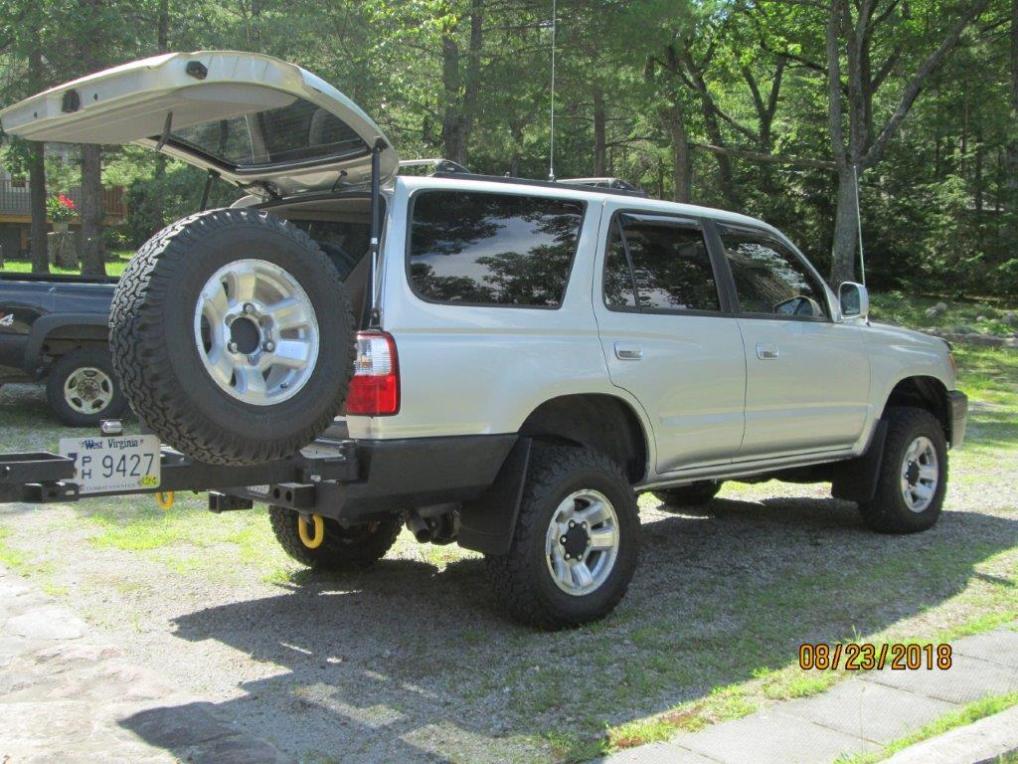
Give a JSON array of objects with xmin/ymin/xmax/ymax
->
[{"xmin": 0, "ymin": 272, "xmax": 126, "ymax": 426}]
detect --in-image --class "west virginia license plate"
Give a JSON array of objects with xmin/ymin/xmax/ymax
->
[{"xmin": 58, "ymin": 434, "xmax": 161, "ymax": 495}]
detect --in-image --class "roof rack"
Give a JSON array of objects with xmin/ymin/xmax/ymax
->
[
  {"xmin": 398, "ymin": 158, "xmax": 471, "ymax": 175},
  {"xmin": 430, "ymin": 171, "xmax": 650, "ymax": 199},
  {"xmin": 557, "ymin": 177, "xmax": 647, "ymax": 196},
  {"xmin": 399, "ymin": 159, "xmax": 649, "ymax": 198}
]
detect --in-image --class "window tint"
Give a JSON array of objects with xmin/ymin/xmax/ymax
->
[
  {"xmin": 170, "ymin": 99, "xmax": 367, "ymax": 169},
  {"xmin": 604, "ymin": 215, "xmax": 720, "ymax": 313},
  {"xmin": 604, "ymin": 220, "xmax": 637, "ymax": 308},
  {"xmin": 720, "ymin": 229, "xmax": 828, "ymax": 319},
  {"xmin": 409, "ymin": 191, "xmax": 584, "ymax": 307}
]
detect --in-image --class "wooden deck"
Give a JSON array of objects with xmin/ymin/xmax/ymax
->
[{"xmin": 0, "ymin": 180, "xmax": 126, "ymax": 224}]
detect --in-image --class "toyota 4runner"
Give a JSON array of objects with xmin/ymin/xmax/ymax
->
[{"xmin": 0, "ymin": 51, "xmax": 967, "ymax": 628}]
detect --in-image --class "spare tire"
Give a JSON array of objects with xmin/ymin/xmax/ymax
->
[{"xmin": 110, "ymin": 209, "xmax": 355, "ymax": 465}]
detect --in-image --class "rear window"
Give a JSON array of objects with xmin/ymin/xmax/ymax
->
[
  {"xmin": 408, "ymin": 191, "xmax": 584, "ymax": 308},
  {"xmin": 169, "ymin": 98, "xmax": 368, "ymax": 169}
]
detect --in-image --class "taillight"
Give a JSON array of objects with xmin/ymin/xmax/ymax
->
[{"xmin": 345, "ymin": 331, "xmax": 399, "ymax": 415}]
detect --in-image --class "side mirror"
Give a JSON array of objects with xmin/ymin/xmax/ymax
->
[{"xmin": 839, "ymin": 282, "xmax": 869, "ymax": 321}]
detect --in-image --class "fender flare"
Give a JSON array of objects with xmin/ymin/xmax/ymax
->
[{"xmin": 24, "ymin": 313, "xmax": 109, "ymax": 369}]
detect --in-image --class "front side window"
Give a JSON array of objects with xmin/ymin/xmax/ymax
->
[
  {"xmin": 720, "ymin": 228, "xmax": 828, "ymax": 319},
  {"xmin": 603, "ymin": 214, "xmax": 721, "ymax": 313},
  {"xmin": 408, "ymin": 191, "xmax": 584, "ymax": 308}
]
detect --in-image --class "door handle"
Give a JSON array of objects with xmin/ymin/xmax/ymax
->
[
  {"xmin": 614, "ymin": 343, "xmax": 643, "ymax": 361},
  {"xmin": 756, "ymin": 343, "xmax": 780, "ymax": 360}
]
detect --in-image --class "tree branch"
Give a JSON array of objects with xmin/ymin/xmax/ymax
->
[
  {"xmin": 864, "ymin": 0, "xmax": 991, "ymax": 167},
  {"xmin": 693, "ymin": 142, "xmax": 837, "ymax": 170}
]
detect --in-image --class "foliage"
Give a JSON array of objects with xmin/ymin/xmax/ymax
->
[{"xmin": 0, "ymin": 0, "xmax": 1014, "ymax": 295}]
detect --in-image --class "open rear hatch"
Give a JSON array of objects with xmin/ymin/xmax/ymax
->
[{"xmin": 0, "ymin": 51, "xmax": 398, "ymax": 198}]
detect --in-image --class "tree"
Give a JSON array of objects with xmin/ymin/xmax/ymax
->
[{"xmin": 823, "ymin": 0, "xmax": 992, "ymax": 284}]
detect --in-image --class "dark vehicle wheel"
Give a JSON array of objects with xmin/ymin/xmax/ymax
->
[
  {"xmin": 859, "ymin": 407, "xmax": 948, "ymax": 534},
  {"xmin": 484, "ymin": 445, "xmax": 640, "ymax": 629},
  {"xmin": 109, "ymin": 209, "xmax": 355, "ymax": 465},
  {"xmin": 269, "ymin": 506, "xmax": 402, "ymax": 570},
  {"xmin": 653, "ymin": 480, "xmax": 722, "ymax": 508},
  {"xmin": 46, "ymin": 347, "xmax": 128, "ymax": 427}
]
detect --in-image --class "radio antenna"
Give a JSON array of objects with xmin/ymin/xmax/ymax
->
[
  {"xmin": 548, "ymin": 0, "xmax": 557, "ymax": 181},
  {"xmin": 854, "ymin": 164, "xmax": 866, "ymax": 285}
]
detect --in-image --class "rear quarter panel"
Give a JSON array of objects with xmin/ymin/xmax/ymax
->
[{"xmin": 346, "ymin": 179, "xmax": 654, "ymax": 455}]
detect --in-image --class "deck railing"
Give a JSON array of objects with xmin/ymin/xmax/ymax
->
[{"xmin": 0, "ymin": 180, "xmax": 127, "ymax": 220}]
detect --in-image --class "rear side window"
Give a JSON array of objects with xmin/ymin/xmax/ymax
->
[
  {"xmin": 408, "ymin": 191, "xmax": 584, "ymax": 308},
  {"xmin": 719, "ymin": 228, "xmax": 829, "ymax": 320},
  {"xmin": 604, "ymin": 214, "xmax": 721, "ymax": 313}
]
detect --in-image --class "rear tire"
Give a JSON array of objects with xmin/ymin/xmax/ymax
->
[
  {"xmin": 653, "ymin": 480, "xmax": 721, "ymax": 508},
  {"xmin": 269, "ymin": 507, "xmax": 402, "ymax": 571},
  {"xmin": 859, "ymin": 407, "xmax": 947, "ymax": 534},
  {"xmin": 46, "ymin": 347, "xmax": 128, "ymax": 427},
  {"xmin": 484, "ymin": 445, "xmax": 640, "ymax": 629},
  {"xmin": 109, "ymin": 209, "xmax": 355, "ymax": 465}
]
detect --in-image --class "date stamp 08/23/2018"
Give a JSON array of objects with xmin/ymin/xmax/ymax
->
[{"xmin": 799, "ymin": 642, "xmax": 954, "ymax": 671}]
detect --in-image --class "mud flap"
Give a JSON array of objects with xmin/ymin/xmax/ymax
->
[
  {"xmin": 831, "ymin": 419, "xmax": 888, "ymax": 503},
  {"xmin": 457, "ymin": 437, "xmax": 533, "ymax": 555}
]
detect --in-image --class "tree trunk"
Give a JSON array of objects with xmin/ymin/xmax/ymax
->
[
  {"xmin": 829, "ymin": 169, "xmax": 859, "ymax": 286},
  {"xmin": 28, "ymin": 145, "xmax": 49, "ymax": 274},
  {"xmin": 699, "ymin": 96, "xmax": 737, "ymax": 207},
  {"xmin": 1008, "ymin": 0, "xmax": 1018, "ymax": 208},
  {"xmin": 440, "ymin": 35, "xmax": 464, "ymax": 163},
  {"xmin": 151, "ymin": 0, "xmax": 170, "ymax": 227},
  {"xmin": 27, "ymin": 39, "xmax": 49, "ymax": 274},
  {"xmin": 439, "ymin": 0, "xmax": 483, "ymax": 166},
  {"xmin": 593, "ymin": 87, "xmax": 607, "ymax": 176},
  {"xmin": 79, "ymin": 145, "xmax": 106, "ymax": 277},
  {"xmin": 666, "ymin": 103, "xmax": 692, "ymax": 203}
]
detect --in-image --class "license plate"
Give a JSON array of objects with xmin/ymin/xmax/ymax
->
[{"xmin": 58, "ymin": 434, "xmax": 161, "ymax": 495}]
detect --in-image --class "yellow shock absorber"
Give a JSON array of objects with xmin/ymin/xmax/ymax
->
[
  {"xmin": 155, "ymin": 491, "xmax": 175, "ymax": 511},
  {"xmin": 298, "ymin": 513, "xmax": 325, "ymax": 549}
]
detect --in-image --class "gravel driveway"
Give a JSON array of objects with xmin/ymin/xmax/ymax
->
[{"xmin": 0, "ymin": 376, "xmax": 1015, "ymax": 762}]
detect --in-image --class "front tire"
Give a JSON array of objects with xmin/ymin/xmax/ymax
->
[
  {"xmin": 46, "ymin": 347, "xmax": 128, "ymax": 427},
  {"xmin": 484, "ymin": 445, "xmax": 640, "ymax": 629},
  {"xmin": 269, "ymin": 507, "xmax": 402, "ymax": 571},
  {"xmin": 859, "ymin": 407, "xmax": 948, "ymax": 534}
]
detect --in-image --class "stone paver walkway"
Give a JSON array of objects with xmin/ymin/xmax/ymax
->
[
  {"xmin": 0, "ymin": 565, "xmax": 290, "ymax": 763},
  {"xmin": 606, "ymin": 625, "xmax": 1018, "ymax": 764}
]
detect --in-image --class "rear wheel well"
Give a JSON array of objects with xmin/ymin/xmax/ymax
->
[
  {"xmin": 42, "ymin": 326, "xmax": 108, "ymax": 362},
  {"xmin": 883, "ymin": 376, "xmax": 951, "ymax": 443},
  {"xmin": 518, "ymin": 394, "xmax": 648, "ymax": 483}
]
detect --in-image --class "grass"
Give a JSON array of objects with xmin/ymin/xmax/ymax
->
[
  {"xmin": 0, "ymin": 292, "xmax": 1014, "ymax": 763},
  {"xmin": 1, "ymin": 248, "xmax": 133, "ymax": 278},
  {"xmin": 836, "ymin": 692, "xmax": 1018, "ymax": 763},
  {"xmin": 870, "ymin": 291, "xmax": 1018, "ymax": 338}
]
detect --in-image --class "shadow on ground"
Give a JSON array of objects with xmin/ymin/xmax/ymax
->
[{"xmin": 116, "ymin": 496, "xmax": 1018, "ymax": 762}]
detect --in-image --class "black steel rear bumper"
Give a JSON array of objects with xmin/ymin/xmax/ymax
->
[
  {"xmin": 0, "ymin": 432, "xmax": 520, "ymax": 552},
  {"xmin": 228, "ymin": 434, "xmax": 517, "ymax": 522},
  {"xmin": 948, "ymin": 390, "xmax": 968, "ymax": 448}
]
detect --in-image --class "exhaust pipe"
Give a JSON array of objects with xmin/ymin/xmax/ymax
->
[{"xmin": 406, "ymin": 512, "xmax": 432, "ymax": 543}]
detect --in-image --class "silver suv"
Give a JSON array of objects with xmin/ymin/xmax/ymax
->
[{"xmin": 2, "ymin": 52, "xmax": 967, "ymax": 628}]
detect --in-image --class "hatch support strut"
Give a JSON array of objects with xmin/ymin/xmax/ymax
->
[{"xmin": 364, "ymin": 138, "xmax": 386, "ymax": 329}]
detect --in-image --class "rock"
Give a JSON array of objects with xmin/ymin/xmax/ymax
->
[
  {"xmin": 1004, "ymin": 311, "xmax": 1018, "ymax": 327},
  {"xmin": 977, "ymin": 315, "xmax": 987, "ymax": 322},
  {"xmin": 46, "ymin": 231, "xmax": 78, "ymax": 269},
  {"xmin": 6, "ymin": 607, "xmax": 85, "ymax": 640},
  {"xmin": 953, "ymin": 325, "xmax": 978, "ymax": 335}
]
